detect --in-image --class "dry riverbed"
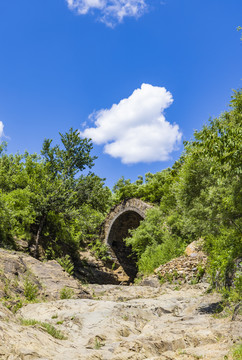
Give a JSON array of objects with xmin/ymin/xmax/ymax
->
[{"xmin": 0, "ymin": 282, "xmax": 241, "ymax": 360}]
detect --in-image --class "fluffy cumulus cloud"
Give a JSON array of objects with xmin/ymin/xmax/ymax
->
[
  {"xmin": 66, "ymin": 0, "xmax": 147, "ymax": 27},
  {"xmin": 0, "ymin": 121, "xmax": 4, "ymax": 137},
  {"xmin": 80, "ymin": 84, "xmax": 182, "ymax": 164}
]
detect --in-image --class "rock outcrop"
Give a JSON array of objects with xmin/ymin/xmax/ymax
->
[
  {"xmin": 0, "ymin": 249, "xmax": 89, "ymax": 303},
  {"xmin": 0, "ymin": 247, "xmax": 241, "ymax": 359},
  {"xmin": 76, "ymin": 250, "xmax": 127, "ymax": 285},
  {"xmin": 0, "ymin": 282, "xmax": 241, "ymax": 359}
]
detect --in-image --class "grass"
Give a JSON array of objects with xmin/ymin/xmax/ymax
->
[
  {"xmin": 1, "ymin": 292, "xmax": 44, "ymax": 314},
  {"xmin": 174, "ymin": 285, "xmax": 181, "ymax": 291},
  {"xmin": 60, "ymin": 286, "xmax": 74, "ymax": 299},
  {"xmin": 177, "ymin": 349, "xmax": 203, "ymax": 359},
  {"xmin": 20, "ymin": 318, "xmax": 67, "ymax": 340},
  {"xmin": 94, "ymin": 337, "xmax": 104, "ymax": 349},
  {"xmin": 232, "ymin": 343, "xmax": 242, "ymax": 360},
  {"xmin": 23, "ymin": 277, "xmax": 38, "ymax": 301}
]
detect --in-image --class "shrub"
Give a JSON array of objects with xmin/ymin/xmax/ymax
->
[
  {"xmin": 136, "ymin": 234, "xmax": 185, "ymax": 275},
  {"xmin": 57, "ymin": 255, "xmax": 74, "ymax": 275},
  {"xmin": 232, "ymin": 343, "xmax": 242, "ymax": 360},
  {"xmin": 60, "ymin": 286, "xmax": 74, "ymax": 299},
  {"xmin": 88, "ymin": 239, "xmax": 111, "ymax": 262},
  {"xmin": 23, "ymin": 278, "xmax": 38, "ymax": 301}
]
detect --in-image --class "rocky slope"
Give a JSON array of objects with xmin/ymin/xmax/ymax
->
[
  {"xmin": 0, "ymin": 249, "xmax": 90, "ymax": 304},
  {"xmin": 0, "ymin": 282, "xmax": 241, "ymax": 359},
  {"xmin": 0, "ymin": 249, "xmax": 241, "ymax": 360},
  {"xmin": 76, "ymin": 250, "xmax": 129, "ymax": 285}
]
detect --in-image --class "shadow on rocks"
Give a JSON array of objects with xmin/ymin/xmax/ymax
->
[{"xmin": 198, "ymin": 301, "xmax": 224, "ymax": 314}]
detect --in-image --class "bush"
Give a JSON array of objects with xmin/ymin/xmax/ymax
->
[
  {"xmin": 57, "ymin": 255, "xmax": 74, "ymax": 275},
  {"xmin": 232, "ymin": 343, "xmax": 242, "ymax": 360},
  {"xmin": 23, "ymin": 278, "xmax": 38, "ymax": 301},
  {"xmin": 125, "ymin": 207, "xmax": 186, "ymax": 274},
  {"xmin": 204, "ymin": 228, "xmax": 242, "ymax": 290},
  {"xmin": 60, "ymin": 286, "xmax": 74, "ymax": 299},
  {"xmin": 137, "ymin": 233, "xmax": 185, "ymax": 274},
  {"xmin": 125, "ymin": 207, "xmax": 164, "ymax": 257},
  {"xmin": 88, "ymin": 239, "xmax": 111, "ymax": 262}
]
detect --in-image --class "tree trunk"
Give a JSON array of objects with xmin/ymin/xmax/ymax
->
[{"xmin": 35, "ymin": 214, "xmax": 46, "ymax": 258}]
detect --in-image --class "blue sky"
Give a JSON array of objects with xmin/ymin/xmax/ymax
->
[{"xmin": 0, "ymin": 0, "xmax": 241, "ymax": 188}]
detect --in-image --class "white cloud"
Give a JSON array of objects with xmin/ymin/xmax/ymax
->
[
  {"xmin": 80, "ymin": 83, "xmax": 182, "ymax": 164},
  {"xmin": 0, "ymin": 122, "xmax": 4, "ymax": 137},
  {"xmin": 66, "ymin": 0, "xmax": 147, "ymax": 27}
]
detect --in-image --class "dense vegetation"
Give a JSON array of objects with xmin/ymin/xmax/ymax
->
[
  {"xmin": 113, "ymin": 90, "xmax": 242, "ymax": 297},
  {"xmin": 0, "ymin": 128, "xmax": 112, "ymax": 263},
  {"xmin": 0, "ymin": 91, "xmax": 241, "ymax": 299}
]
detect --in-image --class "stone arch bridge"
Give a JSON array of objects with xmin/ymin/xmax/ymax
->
[{"xmin": 101, "ymin": 198, "xmax": 152, "ymax": 281}]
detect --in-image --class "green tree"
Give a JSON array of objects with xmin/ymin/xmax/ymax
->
[
  {"xmin": 31, "ymin": 128, "xmax": 97, "ymax": 256},
  {"xmin": 75, "ymin": 173, "xmax": 112, "ymax": 213},
  {"xmin": 112, "ymin": 176, "xmax": 139, "ymax": 202},
  {"xmin": 0, "ymin": 129, "xmax": 109, "ymax": 259},
  {"xmin": 124, "ymin": 89, "xmax": 242, "ymax": 281}
]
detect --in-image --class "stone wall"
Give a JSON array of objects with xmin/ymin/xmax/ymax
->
[
  {"xmin": 101, "ymin": 198, "xmax": 152, "ymax": 245},
  {"xmin": 100, "ymin": 198, "xmax": 152, "ymax": 281}
]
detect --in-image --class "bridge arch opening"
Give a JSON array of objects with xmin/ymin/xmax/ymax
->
[{"xmin": 107, "ymin": 210, "xmax": 143, "ymax": 281}]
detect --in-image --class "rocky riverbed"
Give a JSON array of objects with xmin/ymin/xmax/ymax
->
[
  {"xmin": 0, "ymin": 281, "xmax": 241, "ymax": 360},
  {"xmin": 0, "ymin": 249, "xmax": 241, "ymax": 359}
]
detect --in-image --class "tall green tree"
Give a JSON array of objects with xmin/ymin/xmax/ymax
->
[
  {"xmin": 123, "ymin": 89, "xmax": 242, "ymax": 284},
  {"xmin": 0, "ymin": 129, "xmax": 112, "ymax": 259},
  {"xmin": 31, "ymin": 128, "xmax": 97, "ymax": 256}
]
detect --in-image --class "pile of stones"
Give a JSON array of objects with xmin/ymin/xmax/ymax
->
[{"xmin": 154, "ymin": 240, "xmax": 207, "ymax": 284}]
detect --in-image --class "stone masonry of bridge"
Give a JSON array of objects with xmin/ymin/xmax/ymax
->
[{"xmin": 101, "ymin": 198, "xmax": 152, "ymax": 282}]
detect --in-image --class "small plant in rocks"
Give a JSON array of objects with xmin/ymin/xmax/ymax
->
[
  {"xmin": 60, "ymin": 286, "xmax": 74, "ymax": 299},
  {"xmin": 20, "ymin": 318, "xmax": 67, "ymax": 340},
  {"xmin": 23, "ymin": 278, "xmax": 38, "ymax": 301}
]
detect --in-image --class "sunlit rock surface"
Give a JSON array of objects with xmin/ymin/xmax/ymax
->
[{"xmin": 0, "ymin": 282, "xmax": 241, "ymax": 359}]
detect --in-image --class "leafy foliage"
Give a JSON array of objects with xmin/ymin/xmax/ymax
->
[
  {"xmin": 23, "ymin": 278, "xmax": 39, "ymax": 301},
  {"xmin": 57, "ymin": 255, "xmax": 74, "ymax": 275},
  {"xmin": 116, "ymin": 90, "xmax": 242, "ymax": 293},
  {"xmin": 60, "ymin": 286, "xmax": 74, "ymax": 299},
  {"xmin": 0, "ymin": 90, "xmax": 241, "ymax": 300},
  {"xmin": 88, "ymin": 238, "xmax": 111, "ymax": 261},
  {"xmin": 113, "ymin": 169, "xmax": 172, "ymax": 205},
  {"xmin": 0, "ymin": 129, "xmax": 112, "ymax": 264},
  {"xmin": 125, "ymin": 207, "xmax": 185, "ymax": 274}
]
